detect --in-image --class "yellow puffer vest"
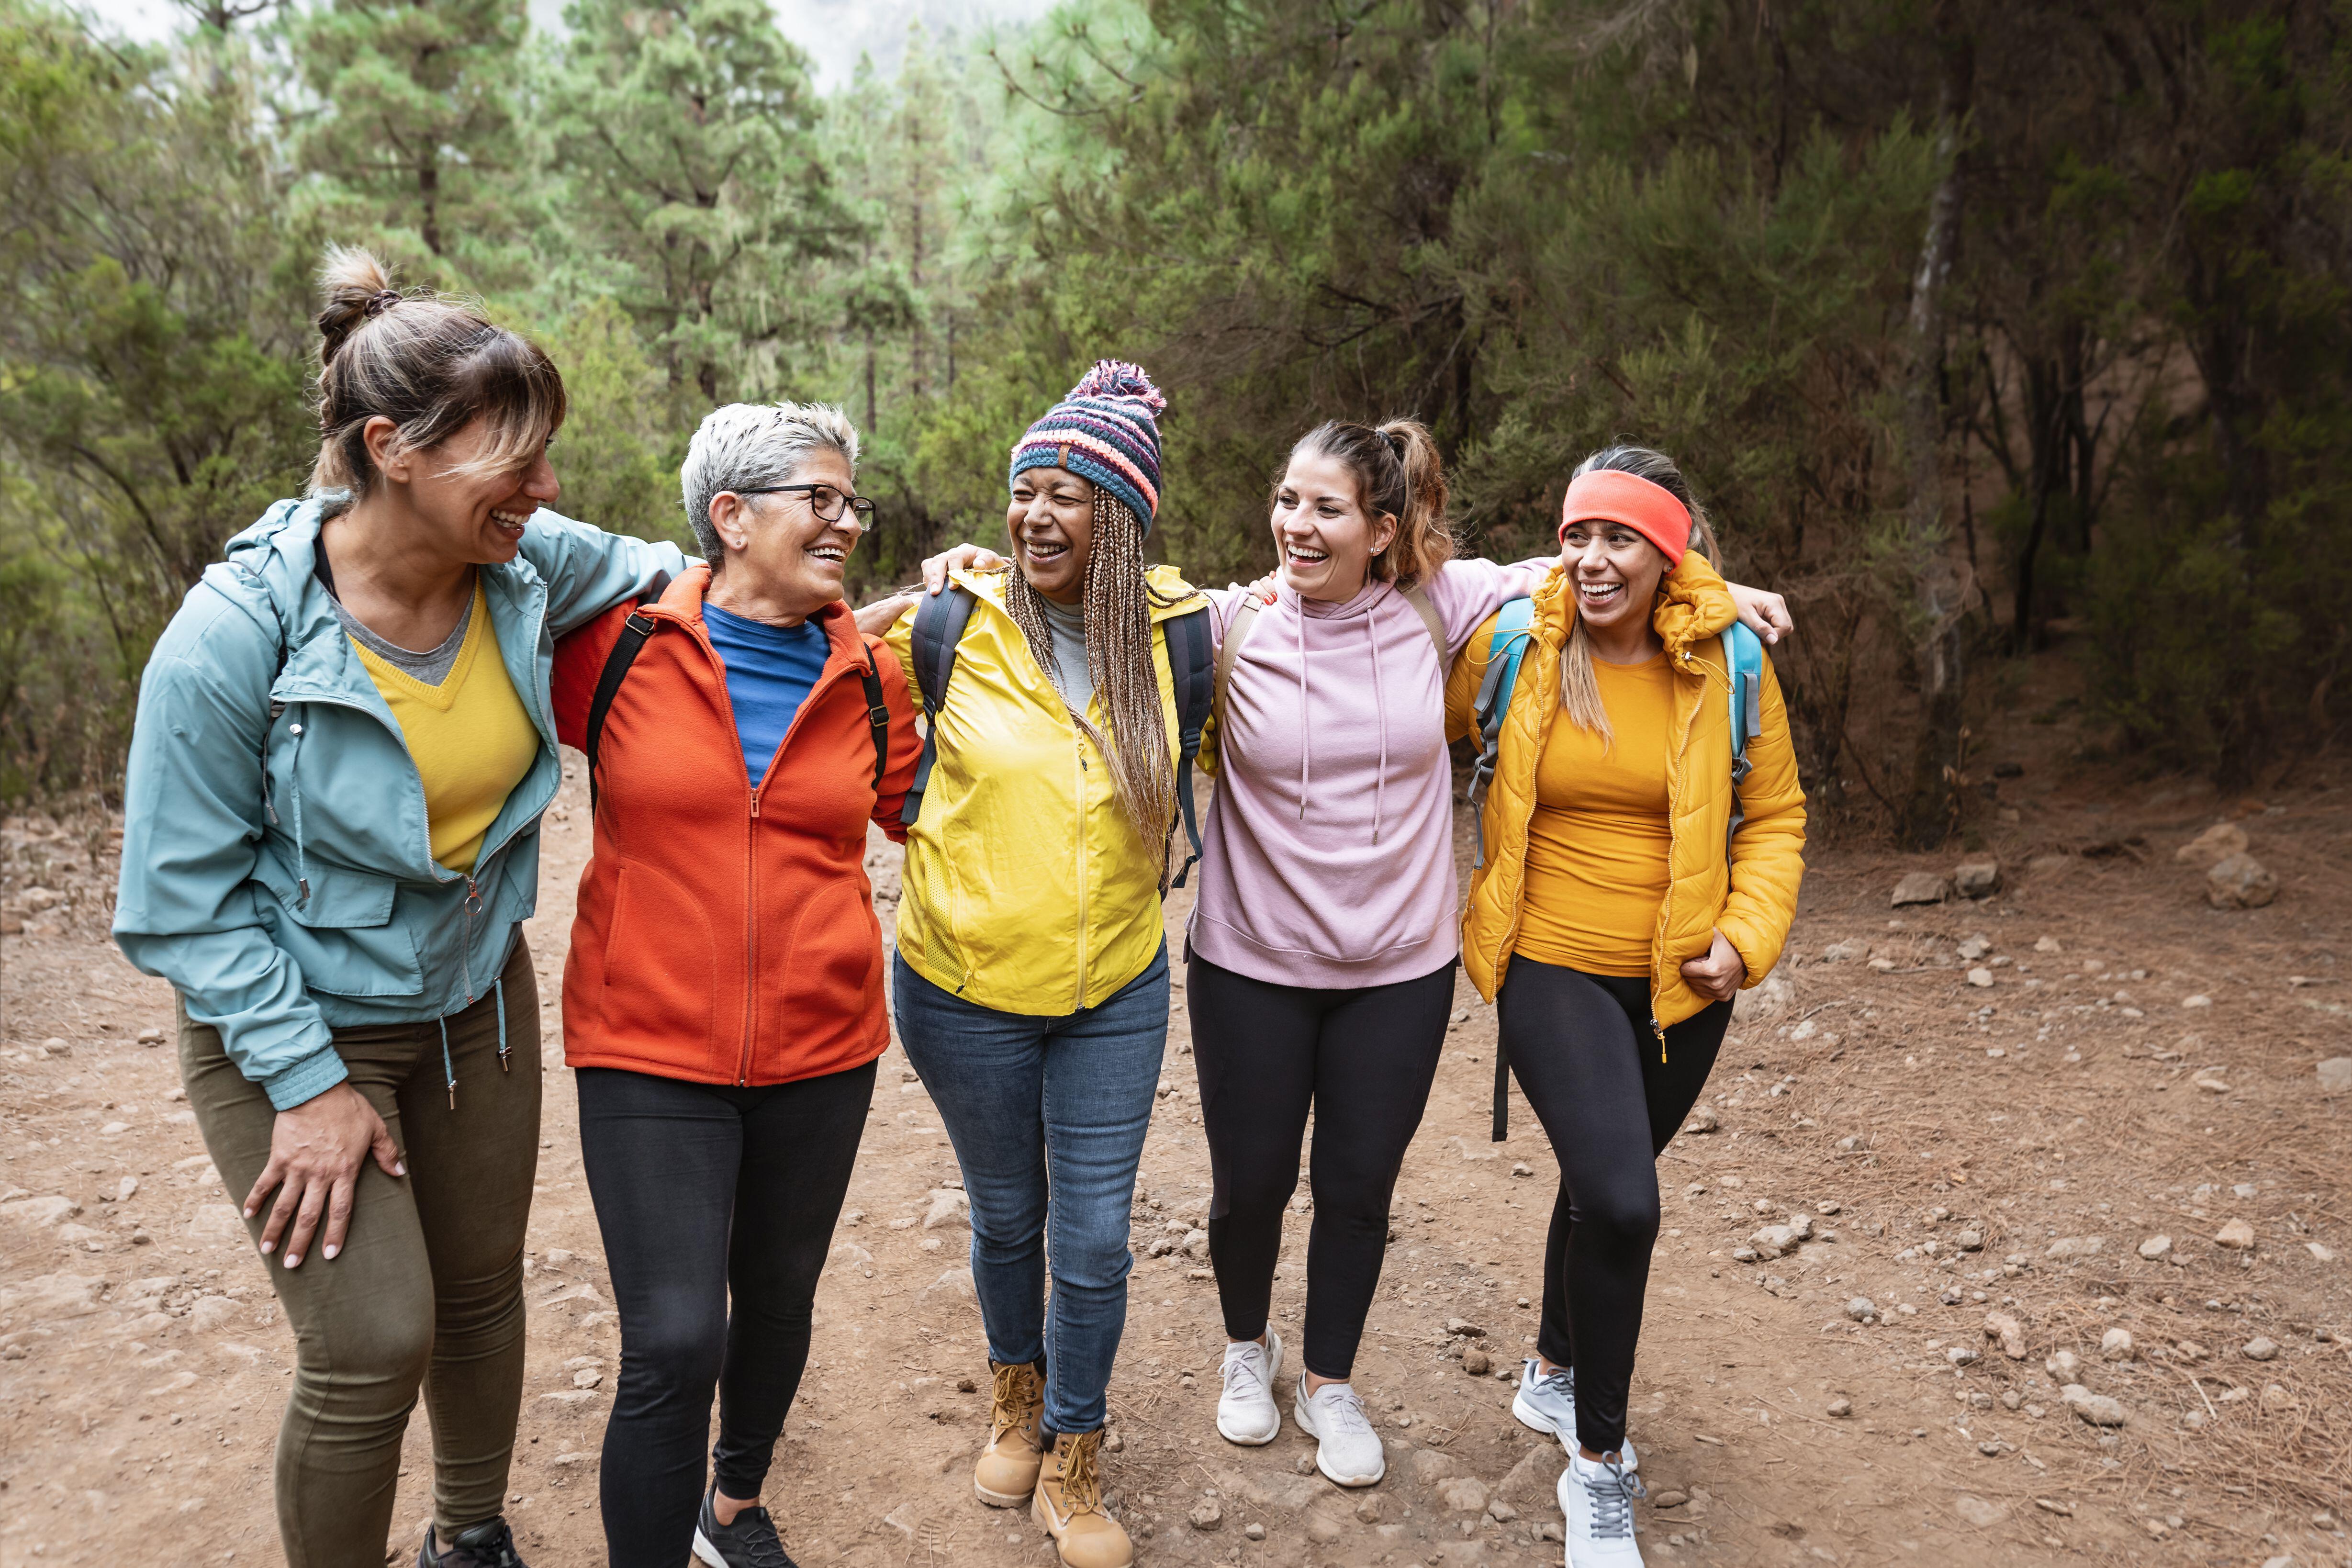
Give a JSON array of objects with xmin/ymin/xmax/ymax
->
[
  {"xmin": 885, "ymin": 565, "xmax": 1207, "ymax": 1016},
  {"xmin": 1445, "ymin": 556, "xmax": 1807, "ymax": 1027}
]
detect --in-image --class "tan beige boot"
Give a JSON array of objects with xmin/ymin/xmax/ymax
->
[
  {"xmin": 1031, "ymin": 1427, "xmax": 1132, "ymax": 1568},
  {"xmin": 974, "ymin": 1360, "xmax": 1045, "ymax": 1506}
]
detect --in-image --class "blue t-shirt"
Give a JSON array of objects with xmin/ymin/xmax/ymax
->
[{"xmin": 702, "ymin": 602, "xmax": 832, "ymax": 784}]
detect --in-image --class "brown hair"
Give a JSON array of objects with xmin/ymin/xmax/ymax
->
[
  {"xmin": 1279, "ymin": 417, "xmax": 1455, "ymax": 591},
  {"xmin": 1558, "ymin": 444, "xmax": 1721, "ymax": 744},
  {"xmin": 1002, "ymin": 488, "xmax": 1192, "ymax": 887},
  {"xmin": 308, "ymin": 244, "xmax": 567, "ymax": 500}
]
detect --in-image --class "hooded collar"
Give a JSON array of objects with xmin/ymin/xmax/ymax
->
[{"xmin": 1530, "ymin": 549, "xmax": 1737, "ymax": 661}]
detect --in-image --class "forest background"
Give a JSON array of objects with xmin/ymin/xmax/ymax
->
[{"xmin": 1, "ymin": 0, "xmax": 2346, "ymax": 845}]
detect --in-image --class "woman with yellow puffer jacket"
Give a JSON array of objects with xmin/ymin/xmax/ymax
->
[{"xmin": 1445, "ymin": 445, "xmax": 1805, "ymax": 1568}]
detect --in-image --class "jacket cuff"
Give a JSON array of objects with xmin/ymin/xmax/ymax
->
[
  {"xmin": 1719, "ymin": 918, "xmax": 1777, "ymax": 990},
  {"xmin": 261, "ymin": 1045, "xmax": 350, "ymax": 1112}
]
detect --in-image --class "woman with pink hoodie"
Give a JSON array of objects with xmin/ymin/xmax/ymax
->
[{"xmin": 913, "ymin": 418, "xmax": 1790, "ymax": 1489}]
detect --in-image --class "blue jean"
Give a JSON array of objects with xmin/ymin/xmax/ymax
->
[{"xmin": 891, "ymin": 946, "xmax": 1167, "ymax": 1435}]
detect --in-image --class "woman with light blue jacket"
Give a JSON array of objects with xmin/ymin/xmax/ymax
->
[{"xmin": 112, "ymin": 249, "xmax": 683, "ymax": 1568}]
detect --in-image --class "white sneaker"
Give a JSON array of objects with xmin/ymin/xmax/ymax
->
[
  {"xmin": 1512, "ymin": 1357, "xmax": 1578, "ymax": 1449},
  {"xmin": 1556, "ymin": 1441, "xmax": 1645, "ymax": 1566},
  {"xmin": 1216, "ymin": 1331, "xmax": 1283, "ymax": 1445},
  {"xmin": 1292, "ymin": 1375, "xmax": 1385, "ymax": 1487}
]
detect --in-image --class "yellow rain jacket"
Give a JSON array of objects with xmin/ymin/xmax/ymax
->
[
  {"xmin": 1445, "ymin": 555, "xmax": 1807, "ymax": 1028},
  {"xmin": 885, "ymin": 565, "xmax": 1208, "ymax": 1015}
]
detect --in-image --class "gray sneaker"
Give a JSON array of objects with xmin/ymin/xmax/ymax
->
[{"xmin": 1512, "ymin": 1357, "xmax": 1578, "ymax": 1449}]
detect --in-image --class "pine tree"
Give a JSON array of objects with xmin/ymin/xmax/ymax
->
[
  {"xmin": 547, "ymin": 0, "xmax": 845, "ymax": 402},
  {"xmin": 291, "ymin": 0, "xmax": 525, "ymax": 260}
]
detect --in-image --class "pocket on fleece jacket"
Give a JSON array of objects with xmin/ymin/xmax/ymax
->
[{"xmin": 599, "ymin": 861, "xmax": 718, "ymax": 1064}]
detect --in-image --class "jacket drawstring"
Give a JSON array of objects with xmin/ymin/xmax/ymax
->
[
  {"xmin": 438, "ymin": 1016, "xmax": 456, "ymax": 1110},
  {"xmin": 1366, "ymin": 609, "xmax": 1389, "ymax": 845},
  {"xmin": 1294, "ymin": 603, "xmax": 1311, "ymax": 820},
  {"xmin": 495, "ymin": 975, "xmax": 510, "ymax": 1073}
]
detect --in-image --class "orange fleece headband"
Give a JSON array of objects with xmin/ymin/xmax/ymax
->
[{"xmin": 1559, "ymin": 469, "xmax": 1689, "ymax": 566}]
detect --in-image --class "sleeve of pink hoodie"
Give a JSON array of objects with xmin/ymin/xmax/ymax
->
[{"xmin": 1425, "ymin": 556, "xmax": 1554, "ymax": 655}]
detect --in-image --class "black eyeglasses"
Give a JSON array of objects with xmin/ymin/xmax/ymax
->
[{"xmin": 733, "ymin": 484, "xmax": 877, "ymax": 528}]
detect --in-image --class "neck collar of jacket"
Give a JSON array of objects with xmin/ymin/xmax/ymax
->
[
  {"xmin": 951, "ymin": 562, "xmax": 1203, "ymax": 625},
  {"xmin": 657, "ymin": 561, "xmax": 861, "ymax": 658},
  {"xmin": 1531, "ymin": 550, "xmax": 1736, "ymax": 660},
  {"xmin": 220, "ymin": 496, "xmax": 549, "ymax": 699}
]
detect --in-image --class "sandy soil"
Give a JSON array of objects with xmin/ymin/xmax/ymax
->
[{"xmin": 4, "ymin": 723, "xmax": 2350, "ymax": 1568}]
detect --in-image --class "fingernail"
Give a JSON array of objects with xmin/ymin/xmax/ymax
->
[
  {"xmin": 259, "ymin": 1239, "xmax": 273, "ymax": 1254},
  {"xmin": 284, "ymin": 1254, "xmax": 301, "ymax": 1268},
  {"xmin": 394, "ymin": 1162, "xmax": 407, "ymax": 1176},
  {"xmin": 322, "ymin": 1244, "xmax": 338, "ymax": 1260},
  {"xmin": 243, "ymin": 1206, "xmax": 256, "ymax": 1218}
]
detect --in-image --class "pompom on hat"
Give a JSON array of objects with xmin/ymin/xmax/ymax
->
[{"xmin": 1009, "ymin": 359, "xmax": 1168, "ymax": 536}]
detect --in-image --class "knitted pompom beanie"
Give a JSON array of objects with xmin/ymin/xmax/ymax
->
[{"xmin": 1008, "ymin": 359, "xmax": 1167, "ymax": 535}]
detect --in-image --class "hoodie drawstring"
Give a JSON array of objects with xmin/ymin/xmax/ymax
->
[
  {"xmin": 1294, "ymin": 606, "xmax": 1311, "ymax": 820},
  {"xmin": 1366, "ymin": 610, "xmax": 1389, "ymax": 845}
]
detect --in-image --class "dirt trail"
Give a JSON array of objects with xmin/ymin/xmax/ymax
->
[{"xmin": 5, "ymin": 734, "xmax": 2350, "ymax": 1568}]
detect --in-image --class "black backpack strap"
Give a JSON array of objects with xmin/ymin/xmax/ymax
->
[
  {"xmin": 903, "ymin": 585, "xmax": 978, "ymax": 829},
  {"xmin": 583, "ymin": 572, "xmax": 672, "ymax": 808},
  {"xmin": 1163, "ymin": 604, "xmax": 1215, "ymax": 889},
  {"xmin": 857, "ymin": 638, "xmax": 890, "ymax": 794}
]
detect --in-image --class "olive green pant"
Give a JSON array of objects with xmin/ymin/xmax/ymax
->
[{"xmin": 179, "ymin": 938, "xmax": 540, "ymax": 1568}]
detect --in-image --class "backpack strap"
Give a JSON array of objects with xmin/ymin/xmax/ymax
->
[
  {"xmin": 583, "ymin": 571, "xmax": 673, "ymax": 809},
  {"xmin": 903, "ymin": 584, "xmax": 979, "ymax": 829},
  {"xmin": 1163, "ymin": 604, "xmax": 1216, "ymax": 889},
  {"xmin": 1209, "ymin": 596, "xmax": 1261, "ymax": 752},
  {"xmin": 1466, "ymin": 594, "xmax": 1537, "ymax": 1142},
  {"xmin": 1466, "ymin": 595, "xmax": 1537, "ymax": 872},
  {"xmin": 857, "ymin": 638, "xmax": 890, "ymax": 794},
  {"xmin": 1723, "ymin": 621, "xmax": 1764, "ymax": 851},
  {"xmin": 1399, "ymin": 582, "xmax": 1447, "ymax": 662}
]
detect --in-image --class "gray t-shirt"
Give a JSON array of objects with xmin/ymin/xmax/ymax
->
[
  {"xmin": 1037, "ymin": 595, "xmax": 1093, "ymax": 714},
  {"xmin": 330, "ymin": 581, "xmax": 472, "ymax": 686}
]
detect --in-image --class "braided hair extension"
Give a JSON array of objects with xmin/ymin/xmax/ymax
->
[{"xmin": 1003, "ymin": 488, "xmax": 1195, "ymax": 888}]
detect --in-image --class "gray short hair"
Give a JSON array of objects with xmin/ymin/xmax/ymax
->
[{"xmin": 680, "ymin": 402, "xmax": 861, "ymax": 560}]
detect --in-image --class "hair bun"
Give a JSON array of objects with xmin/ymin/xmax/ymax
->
[{"xmin": 315, "ymin": 243, "xmax": 401, "ymax": 365}]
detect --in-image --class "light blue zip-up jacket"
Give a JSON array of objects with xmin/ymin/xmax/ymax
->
[{"xmin": 114, "ymin": 498, "xmax": 685, "ymax": 1110}]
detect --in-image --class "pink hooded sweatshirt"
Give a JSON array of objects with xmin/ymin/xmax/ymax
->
[{"xmin": 1187, "ymin": 558, "xmax": 1540, "ymax": 989}]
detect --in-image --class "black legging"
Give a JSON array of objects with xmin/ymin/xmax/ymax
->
[
  {"xmin": 577, "ymin": 1061, "xmax": 875, "ymax": 1568},
  {"xmin": 1497, "ymin": 957, "xmax": 1729, "ymax": 1454},
  {"xmin": 1187, "ymin": 952, "xmax": 1455, "ymax": 1380}
]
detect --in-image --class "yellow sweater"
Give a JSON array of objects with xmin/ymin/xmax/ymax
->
[
  {"xmin": 1516, "ymin": 652, "xmax": 1676, "ymax": 976},
  {"xmin": 348, "ymin": 584, "xmax": 538, "ymax": 874}
]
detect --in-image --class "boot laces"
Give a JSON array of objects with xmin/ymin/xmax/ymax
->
[
  {"xmin": 989, "ymin": 1361, "xmax": 1041, "ymax": 1443},
  {"xmin": 1578, "ymin": 1455, "xmax": 1646, "ymax": 1541},
  {"xmin": 1057, "ymin": 1429, "xmax": 1106, "ymax": 1515}
]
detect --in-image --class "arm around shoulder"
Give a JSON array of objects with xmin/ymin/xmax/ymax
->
[{"xmin": 527, "ymin": 511, "xmax": 690, "ymax": 635}]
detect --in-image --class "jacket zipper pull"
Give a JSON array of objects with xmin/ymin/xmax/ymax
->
[
  {"xmin": 750, "ymin": 789, "xmax": 762, "ymax": 818},
  {"xmin": 1651, "ymin": 1016, "xmax": 1669, "ymax": 1064}
]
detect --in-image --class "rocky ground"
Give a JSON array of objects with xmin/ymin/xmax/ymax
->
[{"xmin": 4, "ymin": 719, "xmax": 2350, "ymax": 1568}]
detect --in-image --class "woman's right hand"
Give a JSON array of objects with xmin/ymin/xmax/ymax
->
[
  {"xmin": 244, "ymin": 1081, "xmax": 404, "ymax": 1268},
  {"xmin": 920, "ymin": 542, "xmax": 1007, "ymax": 594}
]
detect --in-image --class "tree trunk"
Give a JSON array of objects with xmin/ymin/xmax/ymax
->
[
  {"xmin": 1898, "ymin": 11, "xmax": 1974, "ymax": 847},
  {"xmin": 418, "ymin": 153, "xmax": 442, "ymax": 257}
]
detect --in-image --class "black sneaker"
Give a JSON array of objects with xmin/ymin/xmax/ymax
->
[
  {"xmin": 693, "ymin": 1485, "xmax": 798, "ymax": 1568},
  {"xmin": 417, "ymin": 1518, "xmax": 527, "ymax": 1568}
]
